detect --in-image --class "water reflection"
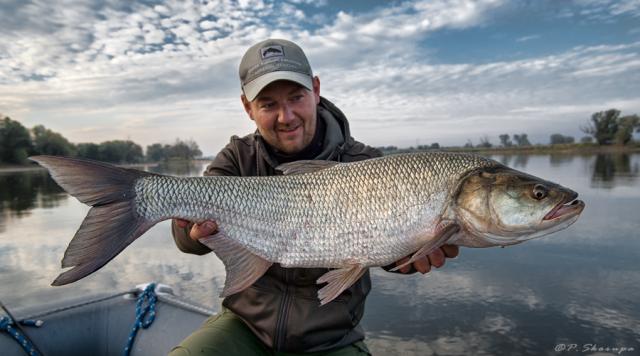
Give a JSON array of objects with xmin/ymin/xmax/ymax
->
[
  {"xmin": 590, "ymin": 154, "xmax": 639, "ymax": 188},
  {"xmin": 549, "ymin": 154, "xmax": 575, "ymax": 167},
  {"xmin": 496, "ymin": 154, "xmax": 529, "ymax": 168},
  {"xmin": 0, "ymin": 170, "xmax": 66, "ymax": 217},
  {"xmin": 0, "ymin": 170, "xmax": 67, "ymax": 233},
  {"xmin": 0, "ymin": 160, "xmax": 217, "ymax": 309},
  {"xmin": 1, "ymin": 155, "xmax": 639, "ymax": 355},
  {"xmin": 147, "ymin": 160, "xmax": 206, "ymax": 176}
]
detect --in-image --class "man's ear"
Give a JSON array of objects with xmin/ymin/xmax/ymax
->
[
  {"xmin": 240, "ymin": 94, "xmax": 254, "ymax": 121},
  {"xmin": 312, "ymin": 76, "xmax": 321, "ymax": 105}
]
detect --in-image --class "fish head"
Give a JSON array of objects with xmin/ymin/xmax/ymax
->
[{"xmin": 455, "ymin": 166, "xmax": 585, "ymax": 246}]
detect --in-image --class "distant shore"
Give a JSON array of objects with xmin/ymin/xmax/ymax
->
[
  {"xmin": 1, "ymin": 146, "xmax": 638, "ymax": 173},
  {"xmin": 0, "ymin": 161, "xmax": 163, "ymax": 173},
  {"xmin": 383, "ymin": 143, "xmax": 640, "ymax": 156}
]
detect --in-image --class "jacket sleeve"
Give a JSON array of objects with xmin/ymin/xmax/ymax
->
[
  {"xmin": 341, "ymin": 139, "xmax": 383, "ymax": 162},
  {"xmin": 171, "ymin": 140, "xmax": 242, "ymax": 255}
]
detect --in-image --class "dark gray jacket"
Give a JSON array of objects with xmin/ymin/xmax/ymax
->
[{"xmin": 172, "ymin": 97, "xmax": 383, "ymax": 352}]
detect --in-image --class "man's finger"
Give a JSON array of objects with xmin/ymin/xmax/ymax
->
[
  {"xmin": 441, "ymin": 244, "xmax": 459, "ymax": 258},
  {"xmin": 428, "ymin": 248, "xmax": 445, "ymax": 268},
  {"xmin": 190, "ymin": 221, "xmax": 218, "ymax": 240},
  {"xmin": 397, "ymin": 257, "xmax": 411, "ymax": 274},
  {"xmin": 414, "ymin": 256, "xmax": 431, "ymax": 274},
  {"xmin": 175, "ymin": 219, "xmax": 190, "ymax": 228}
]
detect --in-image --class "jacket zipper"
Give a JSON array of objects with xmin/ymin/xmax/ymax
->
[{"xmin": 274, "ymin": 273, "xmax": 293, "ymax": 350}]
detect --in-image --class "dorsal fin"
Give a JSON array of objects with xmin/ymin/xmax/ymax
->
[{"xmin": 276, "ymin": 160, "xmax": 340, "ymax": 175}]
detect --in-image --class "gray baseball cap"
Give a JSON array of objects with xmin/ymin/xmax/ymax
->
[{"xmin": 239, "ymin": 39, "xmax": 313, "ymax": 101}]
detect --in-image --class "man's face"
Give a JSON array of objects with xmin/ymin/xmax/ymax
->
[{"xmin": 242, "ymin": 77, "xmax": 321, "ymax": 154}]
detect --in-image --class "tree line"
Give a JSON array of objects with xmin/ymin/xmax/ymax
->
[
  {"xmin": 0, "ymin": 116, "xmax": 202, "ymax": 165},
  {"xmin": 3, "ymin": 108, "xmax": 637, "ymax": 163},
  {"xmin": 470, "ymin": 109, "xmax": 638, "ymax": 148},
  {"xmin": 581, "ymin": 109, "xmax": 639, "ymax": 145},
  {"xmin": 378, "ymin": 108, "xmax": 638, "ymax": 152}
]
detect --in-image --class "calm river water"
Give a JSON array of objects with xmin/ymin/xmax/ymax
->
[{"xmin": 1, "ymin": 153, "xmax": 639, "ymax": 355}]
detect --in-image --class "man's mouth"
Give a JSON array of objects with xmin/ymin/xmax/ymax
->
[{"xmin": 278, "ymin": 125, "xmax": 301, "ymax": 134}]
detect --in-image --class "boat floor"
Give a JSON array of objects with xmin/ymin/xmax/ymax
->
[{"xmin": 1, "ymin": 285, "xmax": 215, "ymax": 355}]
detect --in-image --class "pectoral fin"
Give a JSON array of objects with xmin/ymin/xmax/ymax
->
[
  {"xmin": 199, "ymin": 233, "xmax": 272, "ymax": 297},
  {"xmin": 390, "ymin": 222, "xmax": 460, "ymax": 272},
  {"xmin": 317, "ymin": 264, "xmax": 367, "ymax": 306}
]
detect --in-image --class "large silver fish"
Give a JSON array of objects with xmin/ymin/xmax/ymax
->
[{"xmin": 31, "ymin": 152, "xmax": 584, "ymax": 305}]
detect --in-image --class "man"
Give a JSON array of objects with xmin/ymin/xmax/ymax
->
[{"xmin": 169, "ymin": 39, "xmax": 459, "ymax": 355}]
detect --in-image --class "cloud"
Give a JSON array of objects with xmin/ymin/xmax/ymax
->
[
  {"xmin": 317, "ymin": 41, "xmax": 640, "ymax": 146},
  {"xmin": 300, "ymin": 0, "xmax": 503, "ymax": 62},
  {"xmin": 144, "ymin": 28, "xmax": 167, "ymax": 45},
  {"xmin": 609, "ymin": 0, "xmax": 640, "ymax": 17},
  {"xmin": 199, "ymin": 20, "xmax": 217, "ymax": 31},
  {"xmin": 516, "ymin": 34, "xmax": 541, "ymax": 42},
  {"xmin": 571, "ymin": 0, "xmax": 640, "ymax": 21},
  {"xmin": 288, "ymin": 0, "xmax": 328, "ymax": 7},
  {"xmin": 0, "ymin": 0, "xmax": 639, "ymax": 154}
]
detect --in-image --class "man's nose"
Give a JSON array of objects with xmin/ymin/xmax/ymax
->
[{"xmin": 278, "ymin": 104, "xmax": 295, "ymax": 124}]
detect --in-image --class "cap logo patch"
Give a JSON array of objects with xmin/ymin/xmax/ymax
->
[{"xmin": 261, "ymin": 45, "xmax": 284, "ymax": 59}]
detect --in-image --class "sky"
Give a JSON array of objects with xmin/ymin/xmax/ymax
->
[{"xmin": 1, "ymin": 0, "xmax": 639, "ymax": 156}]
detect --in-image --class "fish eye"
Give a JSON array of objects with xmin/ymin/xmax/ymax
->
[{"xmin": 532, "ymin": 184, "xmax": 548, "ymax": 200}]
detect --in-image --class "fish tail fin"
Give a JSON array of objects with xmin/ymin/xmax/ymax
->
[{"xmin": 29, "ymin": 155, "xmax": 156, "ymax": 286}]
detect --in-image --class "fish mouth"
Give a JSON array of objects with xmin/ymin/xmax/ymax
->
[{"xmin": 543, "ymin": 191, "xmax": 585, "ymax": 221}]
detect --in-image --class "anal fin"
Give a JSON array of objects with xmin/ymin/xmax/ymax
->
[
  {"xmin": 199, "ymin": 233, "xmax": 272, "ymax": 297},
  {"xmin": 317, "ymin": 264, "xmax": 367, "ymax": 306},
  {"xmin": 390, "ymin": 222, "xmax": 460, "ymax": 272}
]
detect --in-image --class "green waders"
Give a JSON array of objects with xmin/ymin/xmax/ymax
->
[{"xmin": 169, "ymin": 308, "xmax": 371, "ymax": 356}]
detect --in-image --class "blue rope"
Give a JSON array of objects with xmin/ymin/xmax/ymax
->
[
  {"xmin": 0, "ymin": 316, "xmax": 40, "ymax": 356},
  {"xmin": 124, "ymin": 283, "xmax": 158, "ymax": 356}
]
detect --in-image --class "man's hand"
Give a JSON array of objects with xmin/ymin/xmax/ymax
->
[
  {"xmin": 394, "ymin": 244, "xmax": 459, "ymax": 274},
  {"xmin": 174, "ymin": 219, "xmax": 219, "ymax": 241}
]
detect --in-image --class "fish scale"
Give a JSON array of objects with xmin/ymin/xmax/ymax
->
[{"xmin": 135, "ymin": 152, "xmax": 497, "ymax": 267}]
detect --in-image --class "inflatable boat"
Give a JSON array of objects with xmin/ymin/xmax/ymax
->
[{"xmin": 0, "ymin": 283, "xmax": 214, "ymax": 355}]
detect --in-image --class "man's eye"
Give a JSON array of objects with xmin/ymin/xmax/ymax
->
[
  {"xmin": 291, "ymin": 95, "xmax": 304, "ymax": 102},
  {"xmin": 261, "ymin": 102, "xmax": 275, "ymax": 109}
]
